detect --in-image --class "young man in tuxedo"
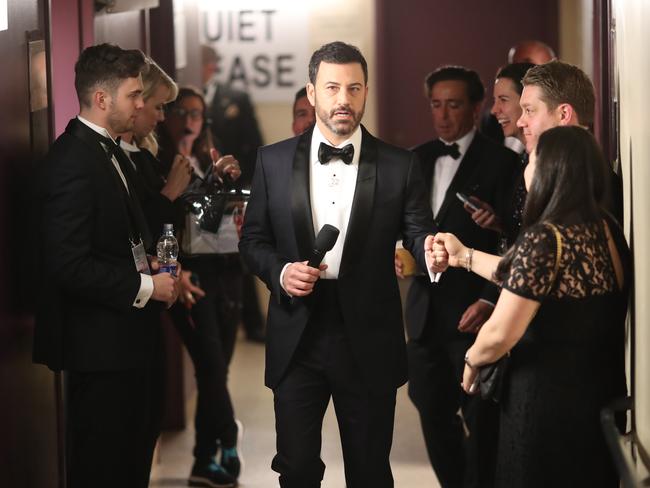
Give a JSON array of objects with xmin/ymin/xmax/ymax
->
[
  {"xmin": 239, "ymin": 41, "xmax": 442, "ymax": 488},
  {"xmin": 402, "ymin": 66, "xmax": 518, "ymax": 488},
  {"xmin": 33, "ymin": 44, "xmax": 178, "ymax": 488}
]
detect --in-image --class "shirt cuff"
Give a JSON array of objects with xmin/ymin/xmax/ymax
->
[
  {"xmin": 479, "ymin": 298, "xmax": 495, "ymax": 307},
  {"xmin": 279, "ymin": 262, "xmax": 292, "ymax": 297},
  {"xmin": 428, "ymin": 266, "xmax": 442, "ymax": 283},
  {"xmin": 133, "ymin": 273, "xmax": 154, "ymax": 308}
]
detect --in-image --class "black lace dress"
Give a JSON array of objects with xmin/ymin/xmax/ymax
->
[{"xmin": 496, "ymin": 220, "xmax": 630, "ymax": 487}]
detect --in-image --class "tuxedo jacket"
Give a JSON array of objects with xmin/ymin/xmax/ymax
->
[
  {"xmin": 33, "ymin": 118, "xmax": 161, "ymax": 372},
  {"xmin": 405, "ymin": 132, "xmax": 519, "ymax": 342},
  {"xmin": 239, "ymin": 126, "xmax": 435, "ymax": 392},
  {"xmin": 128, "ymin": 148, "xmax": 177, "ymax": 244},
  {"xmin": 207, "ymin": 82, "xmax": 263, "ymax": 188}
]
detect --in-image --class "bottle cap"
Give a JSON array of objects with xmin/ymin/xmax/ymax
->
[{"xmin": 163, "ymin": 223, "xmax": 174, "ymax": 233}]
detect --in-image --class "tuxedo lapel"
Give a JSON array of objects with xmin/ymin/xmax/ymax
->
[
  {"xmin": 418, "ymin": 142, "xmax": 439, "ymax": 200},
  {"xmin": 339, "ymin": 126, "xmax": 377, "ymax": 277},
  {"xmin": 291, "ymin": 127, "xmax": 316, "ymax": 260},
  {"xmin": 434, "ymin": 136, "xmax": 481, "ymax": 224}
]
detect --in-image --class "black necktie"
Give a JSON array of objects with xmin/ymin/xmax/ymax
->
[
  {"xmin": 99, "ymin": 135, "xmax": 153, "ymax": 250},
  {"xmin": 433, "ymin": 140, "xmax": 461, "ymax": 160},
  {"xmin": 318, "ymin": 142, "xmax": 354, "ymax": 165}
]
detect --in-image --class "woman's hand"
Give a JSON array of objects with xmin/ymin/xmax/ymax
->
[
  {"xmin": 462, "ymin": 363, "xmax": 479, "ymax": 395},
  {"xmin": 211, "ymin": 148, "xmax": 241, "ymax": 181},
  {"xmin": 425, "ymin": 234, "xmax": 449, "ymax": 273},
  {"xmin": 434, "ymin": 232, "xmax": 467, "ymax": 268},
  {"xmin": 178, "ymin": 270, "xmax": 206, "ymax": 308},
  {"xmin": 161, "ymin": 154, "xmax": 192, "ymax": 201}
]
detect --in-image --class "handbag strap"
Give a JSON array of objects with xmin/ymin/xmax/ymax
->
[{"xmin": 543, "ymin": 222, "xmax": 563, "ymax": 290}]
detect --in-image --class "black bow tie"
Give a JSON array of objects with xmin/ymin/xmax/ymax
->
[
  {"xmin": 318, "ymin": 142, "xmax": 354, "ymax": 165},
  {"xmin": 97, "ymin": 134, "xmax": 122, "ymax": 157},
  {"xmin": 434, "ymin": 140, "xmax": 461, "ymax": 160}
]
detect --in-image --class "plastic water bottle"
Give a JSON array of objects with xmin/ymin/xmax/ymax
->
[{"xmin": 156, "ymin": 223, "xmax": 178, "ymax": 276}]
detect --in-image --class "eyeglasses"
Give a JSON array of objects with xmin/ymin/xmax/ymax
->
[{"xmin": 169, "ymin": 107, "xmax": 204, "ymax": 121}]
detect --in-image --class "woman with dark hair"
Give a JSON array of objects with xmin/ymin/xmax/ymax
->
[
  {"xmin": 470, "ymin": 63, "xmax": 535, "ymax": 248},
  {"xmin": 157, "ymin": 86, "xmax": 244, "ymax": 488},
  {"xmin": 433, "ymin": 126, "xmax": 631, "ymax": 487}
]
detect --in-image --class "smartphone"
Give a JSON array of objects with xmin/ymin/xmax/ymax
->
[{"xmin": 456, "ymin": 192, "xmax": 479, "ymax": 212}]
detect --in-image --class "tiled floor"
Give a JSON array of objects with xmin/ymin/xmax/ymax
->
[{"xmin": 149, "ymin": 336, "xmax": 440, "ymax": 488}]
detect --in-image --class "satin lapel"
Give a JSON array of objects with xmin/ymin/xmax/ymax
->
[
  {"xmin": 67, "ymin": 119, "xmax": 114, "ymax": 165},
  {"xmin": 67, "ymin": 119, "xmax": 128, "ymax": 192},
  {"xmin": 420, "ymin": 142, "xmax": 438, "ymax": 201},
  {"xmin": 291, "ymin": 127, "xmax": 316, "ymax": 260},
  {"xmin": 434, "ymin": 136, "xmax": 481, "ymax": 224},
  {"xmin": 339, "ymin": 126, "xmax": 377, "ymax": 277}
]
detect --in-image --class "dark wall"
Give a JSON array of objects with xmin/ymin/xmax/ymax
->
[
  {"xmin": 0, "ymin": 0, "xmax": 60, "ymax": 486},
  {"xmin": 376, "ymin": 0, "xmax": 558, "ymax": 148}
]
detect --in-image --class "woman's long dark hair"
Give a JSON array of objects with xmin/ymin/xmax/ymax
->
[
  {"xmin": 495, "ymin": 126, "xmax": 611, "ymax": 281},
  {"xmin": 157, "ymin": 86, "xmax": 215, "ymax": 173}
]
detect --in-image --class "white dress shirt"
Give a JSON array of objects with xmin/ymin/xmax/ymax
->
[
  {"xmin": 504, "ymin": 136, "xmax": 525, "ymax": 155},
  {"xmin": 77, "ymin": 116, "xmax": 153, "ymax": 309},
  {"xmin": 279, "ymin": 124, "xmax": 361, "ymax": 292},
  {"xmin": 431, "ymin": 128, "xmax": 476, "ymax": 217},
  {"xmin": 309, "ymin": 124, "xmax": 361, "ymax": 279}
]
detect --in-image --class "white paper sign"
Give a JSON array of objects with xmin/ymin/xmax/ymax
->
[
  {"xmin": 0, "ymin": 0, "xmax": 8, "ymax": 32},
  {"xmin": 199, "ymin": 1, "xmax": 310, "ymax": 102}
]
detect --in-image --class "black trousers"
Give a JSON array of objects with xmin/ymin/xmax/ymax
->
[
  {"xmin": 407, "ymin": 331, "xmax": 499, "ymax": 488},
  {"xmin": 170, "ymin": 254, "xmax": 240, "ymax": 459},
  {"xmin": 65, "ymin": 354, "xmax": 163, "ymax": 488},
  {"xmin": 272, "ymin": 281, "xmax": 396, "ymax": 488}
]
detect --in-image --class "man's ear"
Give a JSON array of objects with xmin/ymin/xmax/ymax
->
[
  {"xmin": 93, "ymin": 89, "xmax": 110, "ymax": 111},
  {"xmin": 306, "ymin": 83, "xmax": 315, "ymax": 107},
  {"xmin": 557, "ymin": 103, "xmax": 576, "ymax": 126}
]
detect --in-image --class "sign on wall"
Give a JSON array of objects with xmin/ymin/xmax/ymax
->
[
  {"xmin": 0, "ymin": 0, "xmax": 7, "ymax": 31},
  {"xmin": 199, "ymin": 1, "xmax": 310, "ymax": 102}
]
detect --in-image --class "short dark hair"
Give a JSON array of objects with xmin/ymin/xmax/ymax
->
[
  {"xmin": 522, "ymin": 61, "xmax": 595, "ymax": 127},
  {"xmin": 495, "ymin": 63, "xmax": 535, "ymax": 96},
  {"xmin": 308, "ymin": 41, "xmax": 368, "ymax": 84},
  {"xmin": 75, "ymin": 43, "xmax": 146, "ymax": 108},
  {"xmin": 424, "ymin": 65, "xmax": 484, "ymax": 104},
  {"xmin": 293, "ymin": 87, "xmax": 308, "ymax": 112},
  {"xmin": 294, "ymin": 87, "xmax": 307, "ymax": 103},
  {"xmin": 495, "ymin": 126, "xmax": 610, "ymax": 281},
  {"xmin": 201, "ymin": 44, "xmax": 218, "ymax": 65}
]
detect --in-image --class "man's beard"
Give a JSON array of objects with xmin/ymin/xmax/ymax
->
[
  {"xmin": 107, "ymin": 102, "xmax": 134, "ymax": 134},
  {"xmin": 316, "ymin": 101, "xmax": 365, "ymax": 137}
]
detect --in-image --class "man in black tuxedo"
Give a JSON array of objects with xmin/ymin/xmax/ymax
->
[
  {"xmin": 202, "ymin": 44, "xmax": 264, "ymax": 188},
  {"xmin": 239, "ymin": 41, "xmax": 441, "ymax": 488},
  {"xmin": 202, "ymin": 44, "xmax": 266, "ymax": 344},
  {"xmin": 403, "ymin": 66, "xmax": 518, "ymax": 488},
  {"xmin": 33, "ymin": 44, "xmax": 178, "ymax": 488}
]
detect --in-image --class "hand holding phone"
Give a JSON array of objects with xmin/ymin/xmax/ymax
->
[{"xmin": 456, "ymin": 192, "xmax": 479, "ymax": 212}]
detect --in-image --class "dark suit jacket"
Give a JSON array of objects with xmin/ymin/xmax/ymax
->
[
  {"xmin": 239, "ymin": 126, "xmax": 435, "ymax": 392},
  {"xmin": 207, "ymin": 82, "xmax": 263, "ymax": 188},
  {"xmin": 129, "ymin": 148, "xmax": 177, "ymax": 244},
  {"xmin": 33, "ymin": 118, "xmax": 160, "ymax": 372},
  {"xmin": 405, "ymin": 132, "xmax": 518, "ymax": 342}
]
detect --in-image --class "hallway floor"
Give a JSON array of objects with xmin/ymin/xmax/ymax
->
[{"xmin": 149, "ymin": 336, "xmax": 440, "ymax": 488}]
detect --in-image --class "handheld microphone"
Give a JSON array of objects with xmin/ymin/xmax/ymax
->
[{"xmin": 308, "ymin": 224, "xmax": 340, "ymax": 268}]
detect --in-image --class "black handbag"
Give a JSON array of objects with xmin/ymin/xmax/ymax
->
[
  {"xmin": 478, "ymin": 354, "xmax": 510, "ymax": 402},
  {"xmin": 179, "ymin": 179, "xmax": 250, "ymax": 256},
  {"xmin": 476, "ymin": 222, "xmax": 563, "ymax": 402}
]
